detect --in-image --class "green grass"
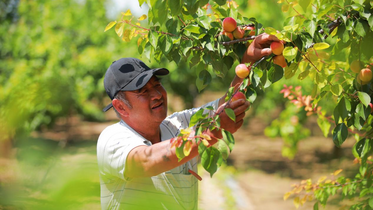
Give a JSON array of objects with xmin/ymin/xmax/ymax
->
[{"xmin": 0, "ymin": 138, "xmax": 101, "ymax": 210}]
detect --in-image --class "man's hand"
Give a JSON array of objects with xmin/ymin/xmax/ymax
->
[
  {"xmin": 210, "ymin": 98, "xmax": 250, "ymax": 139},
  {"xmin": 241, "ymin": 33, "xmax": 280, "ymax": 64}
]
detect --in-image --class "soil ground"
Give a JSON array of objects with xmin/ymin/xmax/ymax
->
[{"xmin": 0, "ymin": 91, "xmax": 358, "ymax": 210}]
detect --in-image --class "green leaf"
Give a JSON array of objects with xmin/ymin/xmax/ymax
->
[
  {"xmin": 143, "ymin": 42, "xmax": 152, "ymax": 61},
  {"xmin": 221, "ymin": 129, "xmax": 235, "ymax": 152},
  {"xmin": 304, "ymin": 20, "xmax": 317, "ymax": 37},
  {"xmin": 356, "ymin": 103, "xmax": 370, "ymax": 121},
  {"xmin": 159, "ymin": 35, "xmax": 173, "ymax": 54},
  {"xmin": 268, "ymin": 65, "xmax": 283, "ymax": 83},
  {"xmin": 283, "ymin": 46, "xmax": 297, "ymax": 61},
  {"xmin": 217, "ymin": 140, "xmax": 229, "ymax": 160},
  {"xmin": 284, "ymin": 63, "xmax": 298, "ymax": 79},
  {"xmin": 224, "ymin": 108, "xmax": 236, "ymax": 122},
  {"xmin": 298, "ymin": 69, "xmax": 309, "ymax": 80},
  {"xmin": 299, "ymin": 0, "xmax": 311, "ymax": 11},
  {"xmin": 353, "ymin": 113, "xmax": 364, "ymax": 130},
  {"xmin": 313, "ymin": 202, "xmax": 319, "ymax": 210},
  {"xmin": 168, "ymin": 0, "xmax": 182, "ymax": 16},
  {"xmin": 149, "ymin": 30, "xmax": 158, "ymax": 48},
  {"xmin": 355, "ymin": 20, "xmax": 367, "ymax": 37},
  {"xmin": 332, "ymin": 123, "xmax": 348, "ymax": 147},
  {"xmin": 359, "ymin": 139, "xmax": 372, "ymax": 158},
  {"xmin": 189, "ymin": 108, "xmax": 205, "ymax": 127},
  {"xmin": 184, "ymin": 24, "xmax": 201, "ymax": 34},
  {"xmin": 313, "ymin": 43, "xmax": 330, "ymax": 50},
  {"xmin": 331, "ymin": 84, "xmax": 342, "ymax": 96},
  {"xmin": 104, "ymin": 21, "xmax": 117, "ymax": 32},
  {"xmin": 213, "ymin": 0, "xmax": 226, "ymax": 6},
  {"xmin": 196, "ymin": 70, "xmax": 212, "ymax": 92},
  {"xmin": 358, "ymin": 91, "xmax": 371, "ymax": 106},
  {"xmin": 115, "ymin": 22, "xmax": 125, "ymax": 37},
  {"xmin": 368, "ymin": 15, "xmax": 373, "ymax": 29},
  {"xmin": 201, "ymin": 147, "xmax": 222, "ymax": 177},
  {"xmin": 360, "ymin": 188, "xmax": 369, "ymax": 197},
  {"xmin": 246, "ymin": 87, "xmax": 257, "ymax": 103},
  {"xmin": 369, "ymin": 197, "xmax": 373, "ymax": 208}
]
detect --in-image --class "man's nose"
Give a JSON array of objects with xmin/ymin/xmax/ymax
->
[{"xmin": 150, "ymin": 88, "xmax": 162, "ymax": 99}]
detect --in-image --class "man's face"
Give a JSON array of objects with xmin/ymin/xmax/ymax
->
[{"xmin": 124, "ymin": 76, "xmax": 168, "ymax": 126}]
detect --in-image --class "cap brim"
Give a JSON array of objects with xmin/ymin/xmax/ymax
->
[
  {"xmin": 153, "ymin": 68, "xmax": 169, "ymax": 76},
  {"xmin": 102, "ymin": 103, "xmax": 113, "ymax": 112}
]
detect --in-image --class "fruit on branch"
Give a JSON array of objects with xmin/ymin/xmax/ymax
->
[
  {"xmin": 270, "ymin": 41, "xmax": 284, "ymax": 55},
  {"xmin": 369, "ymin": 103, "xmax": 373, "ymax": 114},
  {"xmin": 233, "ymin": 27, "xmax": 244, "ymax": 39},
  {"xmin": 222, "ymin": 17, "xmax": 237, "ymax": 32},
  {"xmin": 243, "ymin": 25, "xmax": 256, "ymax": 36},
  {"xmin": 231, "ymin": 91, "xmax": 246, "ymax": 102},
  {"xmin": 220, "ymin": 31, "xmax": 234, "ymax": 40},
  {"xmin": 235, "ymin": 64, "xmax": 250, "ymax": 78},
  {"xmin": 350, "ymin": 60, "xmax": 364, "ymax": 73},
  {"xmin": 358, "ymin": 68, "xmax": 372, "ymax": 82},
  {"xmin": 357, "ymin": 76, "xmax": 370, "ymax": 85},
  {"xmin": 273, "ymin": 55, "xmax": 287, "ymax": 68}
]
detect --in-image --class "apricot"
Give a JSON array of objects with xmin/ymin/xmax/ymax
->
[
  {"xmin": 221, "ymin": 31, "xmax": 234, "ymax": 40},
  {"xmin": 270, "ymin": 41, "xmax": 284, "ymax": 55},
  {"xmin": 222, "ymin": 17, "xmax": 237, "ymax": 32},
  {"xmin": 273, "ymin": 55, "xmax": 287, "ymax": 68},
  {"xmin": 350, "ymin": 60, "xmax": 364, "ymax": 73},
  {"xmin": 231, "ymin": 91, "xmax": 246, "ymax": 102},
  {"xmin": 233, "ymin": 27, "xmax": 244, "ymax": 39},
  {"xmin": 243, "ymin": 25, "xmax": 255, "ymax": 36},
  {"xmin": 357, "ymin": 75, "xmax": 370, "ymax": 85},
  {"xmin": 359, "ymin": 68, "xmax": 372, "ymax": 82},
  {"xmin": 235, "ymin": 64, "xmax": 250, "ymax": 78}
]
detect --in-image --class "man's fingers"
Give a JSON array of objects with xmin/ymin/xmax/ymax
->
[
  {"xmin": 257, "ymin": 33, "xmax": 280, "ymax": 43},
  {"xmin": 235, "ymin": 112, "xmax": 246, "ymax": 122},
  {"xmin": 254, "ymin": 48, "xmax": 272, "ymax": 58}
]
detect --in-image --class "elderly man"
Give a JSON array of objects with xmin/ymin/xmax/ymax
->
[{"xmin": 97, "ymin": 34, "xmax": 279, "ymax": 210}]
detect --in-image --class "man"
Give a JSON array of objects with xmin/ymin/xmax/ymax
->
[{"xmin": 97, "ymin": 33, "xmax": 279, "ymax": 210}]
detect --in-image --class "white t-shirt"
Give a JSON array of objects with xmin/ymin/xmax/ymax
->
[{"xmin": 97, "ymin": 99, "xmax": 220, "ymax": 210}]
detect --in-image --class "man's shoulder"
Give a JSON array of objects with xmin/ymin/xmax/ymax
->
[{"xmin": 98, "ymin": 121, "xmax": 135, "ymax": 141}]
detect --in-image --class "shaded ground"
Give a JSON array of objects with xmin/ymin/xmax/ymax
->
[{"xmin": 0, "ymin": 92, "xmax": 358, "ymax": 210}]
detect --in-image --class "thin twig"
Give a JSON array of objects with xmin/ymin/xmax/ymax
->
[{"xmin": 221, "ymin": 36, "xmax": 256, "ymax": 46}]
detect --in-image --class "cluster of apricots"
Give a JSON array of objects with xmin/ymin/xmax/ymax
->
[
  {"xmin": 220, "ymin": 17, "xmax": 255, "ymax": 41},
  {"xmin": 270, "ymin": 41, "xmax": 287, "ymax": 68},
  {"xmin": 350, "ymin": 60, "xmax": 373, "ymax": 85}
]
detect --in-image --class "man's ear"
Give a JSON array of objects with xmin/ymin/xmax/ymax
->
[{"xmin": 112, "ymin": 98, "xmax": 129, "ymax": 117}]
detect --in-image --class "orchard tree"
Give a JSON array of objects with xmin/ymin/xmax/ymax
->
[
  {"xmin": 105, "ymin": 0, "xmax": 373, "ymax": 209},
  {"xmin": 0, "ymin": 0, "xmax": 134, "ymax": 154}
]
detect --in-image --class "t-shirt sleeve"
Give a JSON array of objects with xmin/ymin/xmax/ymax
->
[{"xmin": 97, "ymin": 126, "xmax": 146, "ymax": 181}]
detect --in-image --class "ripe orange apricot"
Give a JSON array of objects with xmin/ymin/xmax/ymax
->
[
  {"xmin": 231, "ymin": 91, "xmax": 246, "ymax": 102},
  {"xmin": 233, "ymin": 27, "xmax": 244, "ymax": 39},
  {"xmin": 221, "ymin": 31, "xmax": 234, "ymax": 40},
  {"xmin": 243, "ymin": 25, "xmax": 255, "ymax": 36},
  {"xmin": 273, "ymin": 55, "xmax": 287, "ymax": 68},
  {"xmin": 359, "ymin": 68, "xmax": 372, "ymax": 82},
  {"xmin": 222, "ymin": 17, "xmax": 237, "ymax": 32},
  {"xmin": 270, "ymin": 41, "xmax": 284, "ymax": 55},
  {"xmin": 235, "ymin": 64, "xmax": 250, "ymax": 78}
]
